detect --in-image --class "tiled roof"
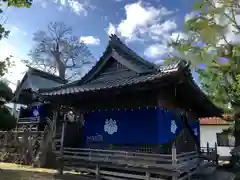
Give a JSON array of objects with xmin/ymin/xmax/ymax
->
[
  {"xmin": 39, "ymin": 60, "xmax": 187, "ymax": 96},
  {"xmin": 29, "ymin": 67, "xmax": 67, "ymax": 84},
  {"xmin": 33, "ymin": 35, "xmax": 223, "ymax": 117},
  {"xmin": 200, "ymin": 115, "xmax": 232, "ymax": 125}
]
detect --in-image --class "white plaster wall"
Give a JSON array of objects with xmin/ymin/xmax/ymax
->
[{"xmin": 200, "ymin": 125, "xmax": 233, "ymax": 157}]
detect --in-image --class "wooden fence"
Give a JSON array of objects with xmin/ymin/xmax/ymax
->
[
  {"xmin": 57, "ymin": 147, "xmax": 200, "ymax": 180},
  {"xmin": 0, "ymin": 131, "xmax": 43, "ymax": 165}
]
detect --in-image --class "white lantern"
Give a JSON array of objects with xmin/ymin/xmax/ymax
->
[{"xmin": 67, "ymin": 111, "xmax": 75, "ymax": 122}]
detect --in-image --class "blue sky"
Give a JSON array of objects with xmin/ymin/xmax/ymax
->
[{"xmin": 0, "ymin": 0, "xmax": 196, "ymax": 90}]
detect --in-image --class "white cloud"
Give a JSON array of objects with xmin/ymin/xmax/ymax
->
[
  {"xmin": 80, "ymin": 36, "xmax": 100, "ymax": 45},
  {"xmin": 41, "ymin": 1, "xmax": 47, "ymax": 8},
  {"xmin": 68, "ymin": 0, "xmax": 87, "ymax": 16},
  {"xmin": 106, "ymin": 23, "xmax": 116, "ymax": 36},
  {"xmin": 143, "ymin": 32, "xmax": 188, "ymax": 59},
  {"xmin": 116, "ymin": 2, "xmax": 174, "ymax": 40},
  {"xmin": 147, "ymin": 20, "xmax": 177, "ymax": 41},
  {"xmin": 105, "ymin": 1, "xmax": 177, "ymax": 60},
  {"xmin": 54, "ymin": 0, "xmax": 90, "ymax": 16},
  {"xmin": 117, "ymin": 2, "xmax": 160, "ymax": 39},
  {"xmin": 0, "ymin": 40, "xmax": 27, "ymax": 91},
  {"xmin": 144, "ymin": 44, "xmax": 170, "ymax": 58},
  {"xmin": 8, "ymin": 25, "xmax": 27, "ymax": 37}
]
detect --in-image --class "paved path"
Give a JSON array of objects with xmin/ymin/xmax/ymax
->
[
  {"xmin": 205, "ymin": 170, "xmax": 235, "ymax": 180},
  {"xmin": 193, "ymin": 163, "xmax": 236, "ymax": 180},
  {"xmin": 196, "ymin": 167, "xmax": 236, "ymax": 180}
]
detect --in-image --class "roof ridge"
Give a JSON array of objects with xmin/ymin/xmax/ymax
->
[
  {"xmin": 158, "ymin": 60, "xmax": 188, "ymax": 73},
  {"xmin": 73, "ymin": 35, "xmax": 157, "ymax": 85},
  {"xmin": 109, "ymin": 34, "xmax": 157, "ymax": 69}
]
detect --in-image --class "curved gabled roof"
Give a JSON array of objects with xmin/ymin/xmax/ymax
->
[
  {"xmin": 34, "ymin": 35, "xmax": 222, "ymax": 117},
  {"xmin": 38, "ymin": 60, "xmax": 188, "ymax": 94}
]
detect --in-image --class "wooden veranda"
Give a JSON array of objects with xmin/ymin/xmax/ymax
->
[{"xmin": 56, "ymin": 146, "xmax": 202, "ymax": 180}]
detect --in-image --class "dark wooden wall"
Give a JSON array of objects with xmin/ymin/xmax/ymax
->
[{"xmin": 76, "ymin": 89, "xmax": 159, "ymax": 111}]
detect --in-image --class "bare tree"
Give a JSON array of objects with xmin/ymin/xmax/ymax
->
[{"xmin": 24, "ymin": 22, "xmax": 95, "ymax": 80}]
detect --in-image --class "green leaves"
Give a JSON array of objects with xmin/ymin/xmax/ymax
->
[
  {"xmin": 232, "ymin": 46, "xmax": 240, "ymax": 57},
  {"xmin": 0, "ymin": 81, "xmax": 13, "ymax": 102},
  {"xmin": 2, "ymin": 0, "xmax": 32, "ymax": 8},
  {"xmin": 193, "ymin": 0, "xmax": 205, "ymax": 11}
]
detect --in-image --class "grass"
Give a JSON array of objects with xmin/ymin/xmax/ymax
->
[{"xmin": 0, "ymin": 163, "xmax": 94, "ymax": 180}]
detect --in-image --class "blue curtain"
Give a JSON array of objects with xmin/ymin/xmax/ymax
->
[
  {"xmin": 158, "ymin": 110, "xmax": 184, "ymax": 143},
  {"xmin": 84, "ymin": 107, "xmax": 186, "ymax": 145},
  {"xmin": 188, "ymin": 118, "xmax": 200, "ymax": 145}
]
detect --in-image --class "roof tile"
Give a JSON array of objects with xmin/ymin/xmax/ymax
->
[
  {"xmin": 200, "ymin": 115, "xmax": 232, "ymax": 125},
  {"xmin": 40, "ymin": 61, "xmax": 184, "ymax": 96}
]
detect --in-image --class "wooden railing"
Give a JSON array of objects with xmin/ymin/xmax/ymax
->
[
  {"xmin": 57, "ymin": 147, "xmax": 200, "ymax": 180},
  {"xmin": 200, "ymin": 143, "xmax": 218, "ymax": 165},
  {"xmin": 16, "ymin": 117, "xmax": 40, "ymax": 132},
  {"xmin": 62, "ymin": 147, "xmax": 173, "ymax": 165},
  {"xmin": 17, "ymin": 117, "xmax": 39, "ymax": 122},
  {"xmin": 177, "ymin": 151, "xmax": 198, "ymax": 164},
  {"xmin": 200, "ymin": 142, "xmax": 217, "ymax": 154}
]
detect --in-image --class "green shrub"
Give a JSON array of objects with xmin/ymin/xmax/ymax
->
[{"xmin": 0, "ymin": 106, "xmax": 16, "ymax": 131}]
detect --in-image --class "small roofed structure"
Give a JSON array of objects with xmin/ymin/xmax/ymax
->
[
  {"xmin": 11, "ymin": 67, "xmax": 67, "ymax": 131},
  {"xmin": 12, "ymin": 66, "xmax": 67, "ymax": 105}
]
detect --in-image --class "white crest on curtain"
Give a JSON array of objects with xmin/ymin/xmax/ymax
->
[
  {"xmin": 33, "ymin": 109, "xmax": 39, "ymax": 117},
  {"xmin": 104, "ymin": 118, "xmax": 118, "ymax": 135},
  {"xmin": 171, "ymin": 120, "xmax": 178, "ymax": 134},
  {"xmin": 193, "ymin": 128, "xmax": 198, "ymax": 136}
]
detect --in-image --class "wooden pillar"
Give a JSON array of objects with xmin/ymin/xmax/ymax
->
[
  {"xmin": 52, "ymin": 108, "xmax": 58, "ymax": 150},
  {"xmin": 214, "ymin": 142, "xmax": 218, "ymax": 154},
  {"xmin": 59, "ymin": 122, "xmax": 66, "ymax": 175},
  {"xmin": 95, "ymin": 164, "xmax": 100, "ymax": 180},
  {"xmin": 12, "ymin": 80, "xmax": 20, "ymax": 117},
  {"xmin": 207, "ymin": 142, "xmax": 209, "ymax": 155},
  {"xmin": 145, "ymin": 172, "xmax": 150, "ymax": 180},
  {"xmin": 14, "ymin": 80, "xmax": 21, "ymax": 131},
  {"xmin": 172, "ymin": 142, "xmax": 177, "ymax": 165},
  {"xmin": 215, "ymin": 142, "xmax": 219, "ymax": 165},
  {"xmin": 172, "ymin": 142, "xmax": 177, "ymax": 180}
]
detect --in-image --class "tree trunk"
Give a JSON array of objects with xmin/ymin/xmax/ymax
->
[
  {"xmin": 232, "ymin": 102, "xmax": 240, "ymax": 147},
  {"xmin": 56, "ymin": 62, "xmax": 66, "ymax": 79},
  {"xmin": 53, "ymin": 51, "xmax": 66, "ymax": 79},
  {"xmin": 234, "ymin": 115, "xmax": 240, "ymax": 147},
  {"xmin": 56, "ymin": 60, "xmax": 66, "ymax": 79}
]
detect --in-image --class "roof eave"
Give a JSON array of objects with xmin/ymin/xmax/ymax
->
[
  {"xmin": 29, "ymin": 67, "xmax": 68, "ymax": 84},
  {"xmin": 187, "ymin": 77, "xmax": 223, "ymax": 117}
]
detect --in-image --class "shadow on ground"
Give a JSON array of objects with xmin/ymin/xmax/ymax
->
[{"xmin": 0, "ymin": 169, "xmax": 94, "ymax": 180}]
